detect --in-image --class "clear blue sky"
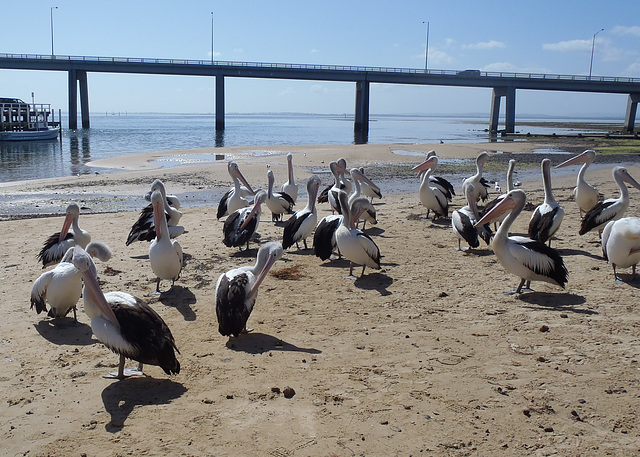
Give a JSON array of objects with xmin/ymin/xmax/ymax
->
[{"xmin": 2, "ymin": 0, "xmax": 639, "ymax": 117}]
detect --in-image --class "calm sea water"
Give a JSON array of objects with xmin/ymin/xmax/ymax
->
[{"xmin": 0, "ymin": 112, "xmax": 619, "ymax": 183}]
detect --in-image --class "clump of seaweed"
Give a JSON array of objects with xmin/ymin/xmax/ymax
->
[{"xmin": 270, "ymin": 265, "xmax": 306, "ymax": 280}]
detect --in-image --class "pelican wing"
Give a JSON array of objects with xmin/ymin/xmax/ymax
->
[
  {"xmin": 356, "ymin": 232, "xmax": 381, "ymax": 269},
  {"xmin": 112, "ymin": 299, "xmax": 180, "ymax": 375},
  {"xmin": 313, "ymin": 215, "xmax": 342, "ymax": 260},
  {"xmin": 37, "ymin": 232, "xmax": 75, "ymax": 268},
  {"xmin": 579, "ymin": 200, "xmax": 616, "ymax": 235},
  {"xmin": 215, "ymin": 272, "xmax": 252, "ymax": 337},
  {"xmin": 452, "ymin": 210, "xmax": 479, "ymax": 248},
  {"xmin": 317, "ymin": 185, "xmax": 331, "ymax": 203},
  {"xmin": 430, "ymin": 176, "xmax": 456, "ymax": 200},
  {"xmin": 30, "ymin": 270, "xmax": 54, "ymax": 314},
  {"xmin": 217, "ymin": 189, "xmax": 233, "ymax": 219},
  {"xmin": 509, "ymin": 236, "xmax": 568, "ymax": 287}
]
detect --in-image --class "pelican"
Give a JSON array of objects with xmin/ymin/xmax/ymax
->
[
  {"xmin": 451, "ymin": 184, "xmax": 492, "ymax": 251},
  {"xmin": 266, "ymin": 169, "xmax": 295, "ymax": 222},
  {"xmin": 280, "ymin": 152, "xmax": 298, "ymax": 203},
  {"xmin": 38, "ymin": 202, "xmax": 91, "ymax": 268},
  {"xmin": 357, "ymin": 167, "xmax": 383, "ymax": 201},
  {"xmin": 149, "ymin": 190, "xmax": 183, "ymax": 293},
  {"xmin": 31, "ymin": 241, "xmax": 112, "ymax": 322},
  {"xmin": 474, "ymin": 189, "xmax": 568, "ymax": 294},
  {"xmin": 335, "ymin": 192, "xmax": 381, "ymax": 277},
  {"xmin": 424, "ymin": 150, "xmax": 456, "ymax": 201},
  {"xmin": 462, "ymin": 152, "xmax": 490, "ymax": 203},
  {"xmin": 217, "ymin": 162, "xmax": 255, "ymax": 219},
  {"xmin": 579, "ymin": 167, "xmax": 640, "ymax": 236},
  {"xmin": 601, "ymin": 217, "xmax": 640, "ymax": 282},
  {"xmin": 327, "ymin": 161, "xmax": 350, "ymax": 214},
  {"xmin": 126, "ymin": 179, "xmax": 185, "ymax": 246},
  {"xmin": 223, "ymin": 190, "xmax": 267, "ymax": 250},
  {"xmin": 412, "ymin": 156, "xmax": 449, "ymax": 219},
  {"xmin": 282, "ymin": 175, "xmax": 322, "ymax": 249},
  {"xmin": 215, "ymin": 241, "xmax": 283, "ymax": 337},
  {"xmin": 349, "ymin": 168, "xmax": 378, "ymax": 228},
  {"xmin": 528, "ymin": 159, "xmax": 565, "ymax": 246},
  {"xmin": 555, "ymin": 149, "xmax": 599, "ymax": 218},
  {"xmin": 72, "ymin": 245, "xmax": 180, "ymax": 379},
  {"xmin": 482, "ymin": 159, "xmax": 516, "ymax": 229}
]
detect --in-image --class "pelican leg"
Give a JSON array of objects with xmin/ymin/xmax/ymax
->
[
  {"xmin": 362, "ymin": 220, "xmax": 367, "ymax": 231},
  {"xmin": 72, "ymin": 306, "xmax": 78, "ymax": 324},
  {"xmin": 613, "ymin": 264, "xmax": 624, "ymax": 284},
  {"xmin": 632, "ymin": 265, "xmax": 638, "ymax": 283},
  {"xmin": 348, "ymin": 262, "xmax": 354, "ymax": 277},
  {"xmin": 303, "ymin": 239, "xmax": 308, "ymax": 249},
  {"xmin": 360, "ymin": 264, "xmax": 367, "ymax": 277},
  {"xmin": 295, "ymin": 241, "xmax": 300, "ymax": 250},
  {"xmin": 505, "ymin": 278, "xmax": 530, "ymax": 295},
  {"xmin": 104, "ymin": 355, "xmax": 144, "ymax": 379}
]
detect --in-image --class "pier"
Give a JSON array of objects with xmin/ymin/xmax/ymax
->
[{"xmin": 2, "ymin": 52, "xmax": 640, "ymax": 140}]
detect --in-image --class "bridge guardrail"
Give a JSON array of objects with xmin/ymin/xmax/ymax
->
[{"xmin": 2, "ymin": 52, "xmax": 640, "ymax": 84}]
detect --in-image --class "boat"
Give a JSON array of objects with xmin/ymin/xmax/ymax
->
[{"xmin": 0, "ymin": 98, "xmax": 60, "ymax": 141}]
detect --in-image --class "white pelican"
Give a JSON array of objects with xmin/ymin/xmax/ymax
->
[
  {"xmin": 215, "ymin": 241, "xmax": 283, "ymax": 337},
  {"xmin": 280, "ymin": 152, "xmax": 298, "ymax": 203},
  {"xmin": 126, "ymin": 179, "xmax": 185, "ymax": 246},
  {"xmin": 474, "ymin": 189, "xmax": 568, "ymax": 294},
  {"xmin": 335, "ymin": 192, "xmax": 381, "ymax": 277},
  {"xmin": 601, "ymin": 217, "xmax": 640, "ymax": 282},
  {"xmin": 412, "ymin": 156, "xmax": 449, "ymax": 219},
  {"xmin": 31, "ymin": 241, "xmax": 113, "ymax": 322},
  {"xmin": 424, "ymin": 150, "xmax": 456, "ymax": 201},
  {"xmin": 462, "ymin": 151, "xmax": 490, "ymax": 203},
  {"xmin": 217, "ymin": 162, "xmax": 255, "ymax": 219},
  {"xmin": 349, "ymin": 168, "xmax": 378, "ymax": 228},
  {"xmin": 223, "ymin": 190, "xmax": 267, "ymax": 250},
  {"xmin": 482, "ymin": 159, "xmax": 516, "ymax": 229},
  {"xmin": 579, "ymin": 167, "xmax": 640, "ymax": 236},
  {"xmin": 528, "ymin": 159, "xmax": 565, "ymax": 247},
  {"xmin": 149, "ymin": 190, "xmax": 183, "ymax": 293},
  {"xmin": 266, "ymin": 169, "xmax": 295, "ymax": 222},
  {"xmin": 72, "ymin": 245, "xmax": 180, "ymax": 379},
  {"xmin": 555, "ymin": 149, "xmax": 599, "ymax": 218},
  {"xmin": 38, "ymin": 202, "xmax": 91, "ymax": 268},
  {"xmin": 357, "ymin": 167, "xmax": 383, "ymax": 201},
  {"xmin": 451, "ymin": 184, "xmax": 492, "ymax": 251},
  {"xmin": 282, "ymin": 175, "xmax": 322, "ymax": 249}
]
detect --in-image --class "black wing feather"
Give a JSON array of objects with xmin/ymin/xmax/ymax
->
[
  {"xmin": 216, "ymin": 273, "xmax": 251, "ymax": 337},
  {"xmin": 579, "ymin": 200, "xmax": 615, "ymax": 235},
  {"xmin": 519, "ymin": 239, "xmax": 568, "ymax": 288},
  {"xmin": 313, "ymin": 216, "xmax": 341, "ymax": 260}
]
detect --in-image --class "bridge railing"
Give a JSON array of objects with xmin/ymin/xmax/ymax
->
[{"xmin": 2, "ymin": 52, "xmax": 640, "ymax": 84}]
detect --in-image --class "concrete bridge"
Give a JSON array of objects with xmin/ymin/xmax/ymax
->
[{"xmin": 2, "ymin": 52, "xmax": 640, "ymax": 140}]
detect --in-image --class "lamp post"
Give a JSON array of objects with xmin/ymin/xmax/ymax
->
[
  {"xmin": 50, "ymin": 6, "xmax": 58, "ymax": 56},
  {"xmin": 211, "ymin": 11, "xmax": 219, "ymax": 65},
  {"xmin": 589, "ymin": 28, "xmax": 604, "ymax": 78},
  {"xmin": 422, "ymin": 21, "xmax": 429, "ymax": 71}
]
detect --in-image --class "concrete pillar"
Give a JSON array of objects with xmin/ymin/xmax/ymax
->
[
  {"xmin": 624, "ymin": 93, "xmax": 640, "ymax": 133},
  {"xmin": 354, "ymin": 80, "xmax": 370, "ymax": 143},
  {"xmin": 489, "ymin": 86, "xmax": 516, "ymax": 133},
  {"xmin": 215, "ymin": 75, "xmax": 225, "ymax": 131},
  {"xmin": 68, "ymin": 69, "xmax": 78, "ymax": 130},
  {"xmin": 78, "ymin": 70, "xmax": 90, "ymax": 129}
]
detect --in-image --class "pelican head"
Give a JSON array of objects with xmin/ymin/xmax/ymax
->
[
  {"xmin": 616, "ymin": 166, "xmax": 640, "ymax": 191},
  {"xmin": 59, "ymin": 202, "xmax": 81, "ymax": 242},
  {"xmin": 230, "ymin": 162, "xmax": 254, "ymax": 194},
  {"xmin": 412, "ymin": 156, "xmax": 437, "ymax": 175},
  {"xmin": 475, "ymin": 189, "xmax": 525, "ymax": 227},
  {"xmin": 555, "ymin": 149, "xmax": 596, "ymax": 169}
]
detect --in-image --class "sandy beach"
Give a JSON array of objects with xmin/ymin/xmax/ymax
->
[{"xmin": 2, "ymin": 139, "xmax": 640, "ymax": 456}]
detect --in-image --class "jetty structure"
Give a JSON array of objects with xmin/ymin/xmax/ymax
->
[{"xmin": 1, "ymin": 53, "xmax": 640, "ymax": 140}]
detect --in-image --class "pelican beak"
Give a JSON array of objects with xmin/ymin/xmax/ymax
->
[
  {"xmin": 412, "ymin": 158, "xmax": 435, "ymax": 175},
  {"xmin": 80, "ymin": 262, "xmax": 120, "ymax": 330},
  {"xmin": 152, "ymin": 193, "xmax": 165, "ymax": 239},
  {"xmin": 236, "ymin": 168, "xmax": 255, "ymax": 195},
  {"xmin": 474, "ymin": 195, "xmax": 515, "ymax": 227},
  {"xmin": 555, "ymin": 150, "xmax": 590, "ymax": 168},
  {"xmin": 239, "ymin": 199, "xmax": 262, "ymax": 231},
  {"xmin": 622, "ymin": 170, "xmax": 640, "ymax": 191},
  {"xmin": 59, "ymin": 212, "xmax": 75, "ymax": 242},
  {"xmin": 248, "ymin": 251, "xmax": 281, "ymax": 299}
]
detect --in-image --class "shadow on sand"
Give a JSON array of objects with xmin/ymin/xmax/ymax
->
[
  {"xmin": 158, "ymin": 286, "xmax": 197, "ymax": 321},
  {"xmin": 518, "ymin": 292, "xmax": 597, "ymax": 315},
  {"xmin": 225, "ymin": 332, "xmax": 322, "ymax": 355},
  {"xmin": 102, "ymin": 377, "xmax": 186, "ymax": 432},
  {"xmin": 33, "ymin": 319, "xmax": 96, "ymax": 346}
]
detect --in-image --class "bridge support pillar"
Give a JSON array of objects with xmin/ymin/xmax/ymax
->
[
  {"xmin": 489, "ymin": 86, "xmax": 516, "ymax": 133},
  {"xmin": 354, "ymin": 80, "xmax": 370, "ymax": 143},
  {"xmin": 624, "ymin": 93, "xmax": 640, "ymax": 133},
  {"xmin": 68, "ymin": 70, "xmax": 90, "ymax": 129},
  {"xmin": 215, "ymin": 76, "xmax": 225, "ymax": 131}
]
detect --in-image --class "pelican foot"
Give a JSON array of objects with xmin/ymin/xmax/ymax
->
[
  {"xmin": 104, "ymin": 368, "xmax": 144, "ymax": 379},
  {"xmin": 504, "ymin": 287, "xmax": 534, "ymax": 295},
  {"xmin": 614, "ymin": 277, "xmax": 626, "ymax": 285},
  {"xmin": 343, "ymin": 274, "xmax": 358, "ymax": 281},
  {"xmin": 240, "ymin": 327, "xmax": 254, "ymax": 334}
]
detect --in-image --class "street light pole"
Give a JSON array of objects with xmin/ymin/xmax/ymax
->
[
  {"xmin": 589, "ymin": 28, "xmax": 604, "ymax": 78},
  {"xmin": 211, "ymin": 11, "xmax": 219, "ymax": 65},
  {"xmin": 423, "ymin": 21, "xmax": 429, "ymax": 71},
  {"xmin": 50, "ymin": 6, "xmax": 58, "ymax": 56}
]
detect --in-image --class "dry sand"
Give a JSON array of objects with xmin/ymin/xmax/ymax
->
[{"xmin": 2, "ymin": 140, "xmax": 640, "ymax": 456}]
